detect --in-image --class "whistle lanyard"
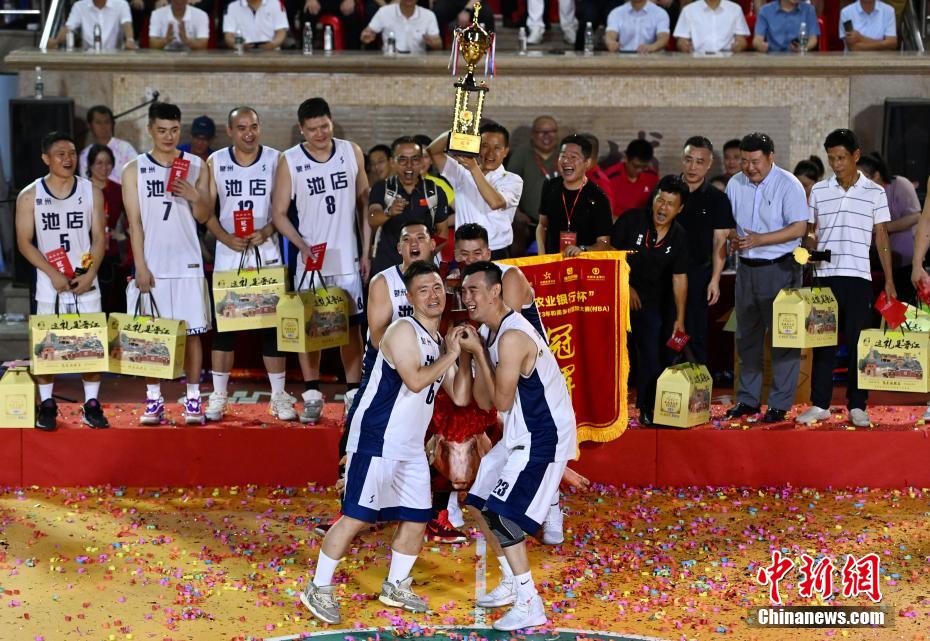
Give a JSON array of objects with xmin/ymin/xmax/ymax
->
[{"xmin": 561, "ymin": 180, "xmax": 586, "ymax": 230}]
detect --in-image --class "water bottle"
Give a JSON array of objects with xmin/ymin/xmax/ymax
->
[
  {"xmin": 797, "ymin": 21, "xmax": 808, "ymax": 53},
  {"xmin": 234, "ymin": 27, "xmax": 244, "ymax": 54},
  {"xmin": 583, "ymin": 22, "xmax": 594, "ymax": 56},
  {"xmin": 518, "ymin": 26, "xmax": 527, "ymax": 54},
  {"xmin": 93, "ymin": 23, "xmax": 102, "ymax": 52},
  {"xmin": 303, "ymin": 20, "xmax": 313, "ymax": 54},
  {"xmin": 323, "ymin": 24, "xmax": 333, "ymax": 53},
  {"xmin": 65, "ymin": 30, "xmax": 75, "ymax": 51},
  {"xmin": 386, "ymin": 31, "xmax": 396, "ymax": 55},
  {"xmin": 34, "ymin": 66, "xmax": 43, "ymax": 99}
]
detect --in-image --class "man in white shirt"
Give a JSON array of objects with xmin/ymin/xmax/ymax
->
[
  {"xmin": 223, "ymin": 0, "xmax": 289, "ymax": 49},
  {"xmin": 840, "ymin": 0, "xmax": 897, "ymax": 51},
  {"xmin": 428, "ymin": 124, "xmax": 523, "ymax": 259},
  {"xmin": 674, "ymin": 0, "xmax": 750, "ymax": 53},
  {"xmin": 79, "ymin": 105, "xmax": 137, "ymax": 185},
  {"xmin": 604, "ymin": 0, "xmax": 670, "ymax": 53},
  {"xmin": 360, "ymin": 0, "xmax": 441, "ymax": 53},
  {"xmin": 149, "ymin": 0, "xmax": 210, "ymax": 50},
  {"xmin": 52, "ymin": 0, "xmax": 137, "ymax": 51},
  {"xmin": 525, "ymin": 0, "xmax": 577, "ymax": 45}
]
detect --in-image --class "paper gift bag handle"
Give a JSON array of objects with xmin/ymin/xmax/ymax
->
[
  {"xmin": 295, "ymin": 267, "xmax": 321, "ymax": 294},
  {"xmin": 133, "ymin": 291, "xmax": 162, "ymax": 319},
  {"xmin": 670, "ymin": 343, "xmax": 698, "ymax": 366},
  {"xmin": 237, "ymin": 245, "xmax": 263, "ymax": 275},
  {"xmin": 53, "ymin": 290, "xmax": 82, "ymax": 317}
]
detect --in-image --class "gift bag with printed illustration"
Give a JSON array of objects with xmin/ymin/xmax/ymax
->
[
  {"xmin": 108, "ymin": 293, "xmax": 187, "ymax": 379},
  {"xmin": 0, "ymin": 367, "xmax": 36, "ymax": 428},
  {"xmin": 213, "ymin": 247, "xmax": 287, "ymax": 332},
  {"xmin": 276, "ymin": 268, "xmax": 349, "ymax": 353},
  {"xmin": 771, "ymin": 287, "xmax": 838, "ymax": 349},
  {"xmin": 29, "ymin": 296, "xmax": 109, "ymax": 376},
  {"xmin": 653, "ymin": 361, "xmax": 713, "ymax": 429},
  {"xmin": 858, "ymin": 323, "xmax": 930, "ymax": 393}
]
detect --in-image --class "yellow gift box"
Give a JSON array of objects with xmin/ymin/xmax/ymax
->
[
  {"xmin": 653, "ymin": 363, "xmax": 712, "ymax": 428},
  {"xmin": 108, "ymin": 313, "xmax": 187, "ymax": 380},
  {"xmin": 30, "ymin": 312, "xmax": 109, "ymax": 376},
  {"xmin": 857, "ymin": 329, "xmax": 930, "ymax": 393},
  {"xmin": 213, "ymin": 266, "xmax": 287, "ymax": 332},
  {"xmin": 276, "ymin": 281, "xmax": 349, "ymax": 353},
  {"xmin": 0, "ymin": 367, "xmax": 35, "ymax": 428},
  {"xmin": 771, "ymin": 287, "xmax": 838, "ymax": 349}
]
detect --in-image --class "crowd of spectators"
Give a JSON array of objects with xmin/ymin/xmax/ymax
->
[{"xmin": 43, "ymin": 0, "xmax": 901, "ymax": 53}]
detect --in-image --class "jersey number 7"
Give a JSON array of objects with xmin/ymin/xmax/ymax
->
[{"xmin": 162, "ymin": 202, "xmax": 172, "ymax": 221}]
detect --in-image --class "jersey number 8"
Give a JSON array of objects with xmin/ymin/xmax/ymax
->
[{"xmin": 325, "ymin": 195, "xmax": 336, "ymax": 215}]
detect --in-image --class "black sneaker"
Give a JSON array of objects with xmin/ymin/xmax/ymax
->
[
  {"xmin": 36, "ymin": 398, "xmax": 58, "ymax": 431},
  {"xmin": 82, "ymin": 398, "xmax": 110, "ymax": 429},
  {"xmin": 762, "ymin": 408, "xmax": 788, "ymax": 424},
  {"xmin": 639, "ymin": 409, "xmax": 654, "ymax": 426},
  {"xmin": 725, "ymin": 402, "xmax": 760, "ymax": 419}
]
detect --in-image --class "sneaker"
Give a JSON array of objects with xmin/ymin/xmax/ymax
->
[
  {"xmin": 762, "ymin": 407, "xmax": 787, "ymax": 424},
  {"xmin": 205, "ymin": 391, "xmax": 228, "ymax": 421},
  {"xmin": 725, "ymin": 402, "xmax": 760, "ymax": 419},
  {"xmin": 477, "ymin": 575, "xmax": 516, "ymax": 608},
  {"xmin": 425, "ymin": 510, "xmax": 467, "ymax": 544},
  {"xmin": 35, "ymin": 398, "xmax": 58, "ymax": 431},
  {"xmin": 270, "ymin": 391, "xmax": 298, "ymax": 421},
  {"xmin": 140, "ymin": 397, "xmax": 165, "ymax": 425},
  {"xmin": 301, "ymin": 389, "xmax": 324, "ymax": 425},
  {"xmin": 795, "ymin": 406, "xmax": 831, "ymax": 425},
  {"xmin": 561, "ymin": 24, "xmax": 577, "ymax": 45},
  {"xmin": 81, "ymin": 398, "xmax": 109, "ymax": 429},
  {"xmin": 379, "ymin": 576, "xmax": 428, "ymax": 613},
  {"xmin": 343, "ymin": 388, "xmax": 358, "ymax": 420},
  {"xmin": 314, "ymin": 513, "xmax": 341, "ymax": 537},
  {"xmin": 849, "ymin": 408, "xmax": 871, "ymax": 428},
  {"xmin": 541, "ymin": 503, "xmax": 564, "ymax": 545},
  {"xmin": 923, "ymin": 404, "xmax": 930, "ymax": 421},
  {"xmin": 526, "ymin": 26, "xmax": 544, "ymax": 44},
  {"xmin": 184, "ymin": 396, "xmax": 205, "ymax": 425},
  {"xmin": 300, "ymin": 582, "xmax": 341, "ymax": 624},
  {"xmin": 492, "ymin": 593, "xmax": 547, "ymax": 631},
  {"xmin": 447, "ymin": 493, "xmax": 465, "ymax": 528}
]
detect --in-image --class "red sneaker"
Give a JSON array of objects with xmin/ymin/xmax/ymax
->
[{"xmin": 425, "ymin": 509, "xmax": 467, "ymax": 544}]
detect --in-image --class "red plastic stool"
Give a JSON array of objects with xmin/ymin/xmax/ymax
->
[{"xmin": 317, "ymin": 14, "xmax": 344, "ymax": 50}]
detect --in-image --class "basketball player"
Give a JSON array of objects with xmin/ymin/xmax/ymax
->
[
  {"xmin": 459, "ymin": 261, "xmax": 577, "ymax": 631},
  {"xmin": 15, "ymin": 131, "xmax": 108, "ymax": 431},
  {"xmin": 300, "ymin": 261, "xmax": 473, "ymax": 624},
  {"xmin": 271, "ymin": 97, "xmax": 370, "ymax": 424},
  {"xmin": 202, "ymin": 106, "xmax": 298, "ymax": 422},
  {"xmin": 123, "ymin": 102, "xmax": 213, "ymax": 425}
]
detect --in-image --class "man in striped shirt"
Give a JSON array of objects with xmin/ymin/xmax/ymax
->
[{"xmin": 796, "ymin": 128, "xmax": 893, "ymax": 428}]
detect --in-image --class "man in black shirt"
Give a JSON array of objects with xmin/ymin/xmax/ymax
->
[
  {"xmin": 677, "ymin": 136, "xmax": 736, "ymax": 364},
  {"xmin": 612, "ymin": 175, "xmax": 690, "ymax": 426},
  {"xmin": 369, "ymin": 136, "xmax": 450, "ymax": 274},
  {"xmin": 536, "ymin": 134, "xmax": 613, "ymax": 257}
]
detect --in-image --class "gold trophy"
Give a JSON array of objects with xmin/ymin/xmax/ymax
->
[{"xmin": 446, "ymin": 2, "xmax": 495, "ymax": 156}]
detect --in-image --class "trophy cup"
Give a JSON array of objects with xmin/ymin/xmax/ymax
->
[{"xmin": 446, "ymin": 2, "xmax": 495, "ymax": 156}]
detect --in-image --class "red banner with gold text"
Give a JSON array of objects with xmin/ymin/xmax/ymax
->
[{"xmin": 501, "ymin": 252, "xmax": 630, "ymax": 443}]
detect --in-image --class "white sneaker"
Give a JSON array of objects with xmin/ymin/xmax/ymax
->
[
  {"xmin": 478, "ymin": 575, "xmax": 516, "ymax": 608},
  {"xmin": 447, "ymin": 493, "xmax": 465, "ymax": 528},
  {"xmin": 270, "ymin": 391, "xmax": 298, "ymax": 421},
  {"xmin": 561, "ymin": 24, "xmax": 577, "ymax": 45},
  {"xmin": 795, "ymin": 406, "xmax": 830, "ymax": 425},
  {"xmin": 343, "ymin": 388, "xmax": 358, "ymax": 420},
  {"xmin": 205, "ymin": 391, "xmax": 228, "ymax": 421},
  {"xmin": 526, "ymin": 26, "xmax": 544, "ymax": 45},
  {"xmin": 849, "ymin": 408, "xmax": 871, "ymax": 428},
  {"xmin": 492, "ymin": 593, "xmax": 547, "ymax": 631},
  {"xmin": 301, "ymin": 389, "xmax": 324, "ymax": 424},
  {"xmin": 541, "ymin": 503, "xmax": 564, "ymax": 545}
]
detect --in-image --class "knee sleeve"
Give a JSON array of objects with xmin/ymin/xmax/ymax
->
[{"xmin": 482, "ymin": 509, "xmax": 525, "ymax": 548}]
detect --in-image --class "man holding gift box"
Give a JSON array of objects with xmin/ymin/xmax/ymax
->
[
  {"xmin": 15, "ymin": 131, "xmax": 109, "ymax": 431},
  {"xmin": 796, "ymin": 129, "xmax": 893, "ymax": 428},
  {"xmin": 271, "ymin": 97, "xmax": 371, "ymax": 425},
  {"xmin": 203, "ymin": 106, "xmax": 298, "ymax": 423},
  {"xmin": 123, "ymin": 102, "xmax": 213, "ymax": 425}
]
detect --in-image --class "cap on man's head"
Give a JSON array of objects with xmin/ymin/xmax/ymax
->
[{"xmin": 191, "ymin": 115, "xmax": 216, "ymax": 138}]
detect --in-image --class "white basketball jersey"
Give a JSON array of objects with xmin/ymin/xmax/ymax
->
[
  {"xmin": 32, "ymin": 176, "xmax": 100, "ymax": 305},
  {"xmin": 482, "ymin": 311, "xmax": 576, "ymax": 461},
  {"xmin": 499, "ymin": 263, "xmax": 546, "ymax": 338},
  {"xmin": 347, "ymin": 316, "xmax": 444, "ymax": 461},
  {"xmin": 284, "ymin": 138, "xmax": 359, "ymax": 278},
  {"xmin": 210, "ymin": 145, "xmax": 282, "ymax": 271},
  {"xmin": 376, "ymin": 265, "xmax": 413, "ymax": 321},
  {"xmin": 135, "ymin": 151, "xmax": 204, "ymax": 278}
]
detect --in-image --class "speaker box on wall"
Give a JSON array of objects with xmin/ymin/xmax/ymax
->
[
  {"xmin": 10, "ymin": 97, "xmax": 75, "ymax": 192},
  {"xmin": 882, "ymin": 99, "xmax": 930, "ymax": 200}
]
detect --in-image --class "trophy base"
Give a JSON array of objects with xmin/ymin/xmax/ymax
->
[{"xmin": 446, "ymin": 132, "xmax": 481, "ymax": 156}]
